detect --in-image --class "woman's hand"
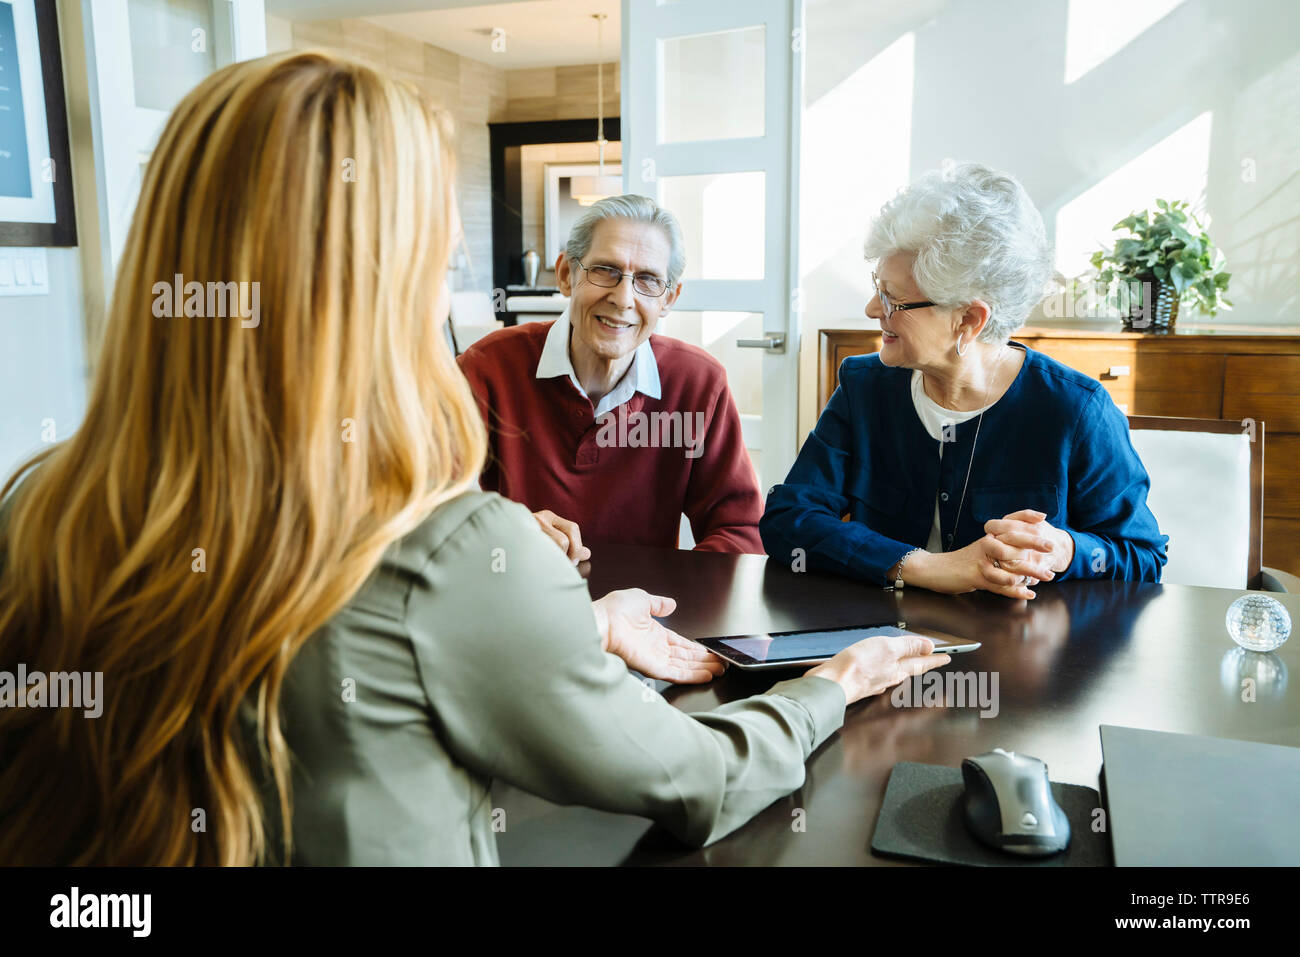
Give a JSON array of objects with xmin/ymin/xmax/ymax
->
[
  {"xmin": 807, "ymin": 635, "xmax": 949, "ymax": 705},
  {"xmin": 901, "ymin": 530, "xmax": 1058, "ymax": 600},
  {"xmin": 533, "ymin": 509, "xmax": 591, "ymax": 563},
  {"xmin": 592, "ymin": 589, "xmax": 726, "ymax": 685},
  {"xmin": 984, "ymin": 509, "xmax": 1074, "ymax": 577}
]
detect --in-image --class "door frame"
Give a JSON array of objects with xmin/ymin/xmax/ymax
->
[{"xmin": 621, "ymin": 0, "xmax": 804, "ymax": 486}]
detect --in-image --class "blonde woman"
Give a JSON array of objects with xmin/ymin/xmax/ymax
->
[{"xmin": 0, "ymin": 52, "xmax": 947, "ymax": 866}]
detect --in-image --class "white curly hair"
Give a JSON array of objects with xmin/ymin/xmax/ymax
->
[{"xmin": 864, "ymin": 163, "xmax": 1053, "ymax": 342}]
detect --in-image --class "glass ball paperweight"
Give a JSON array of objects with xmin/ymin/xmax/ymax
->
[{"xmin": 1225, "ymin": 594, "xmax": 1291, "ymax": 652}]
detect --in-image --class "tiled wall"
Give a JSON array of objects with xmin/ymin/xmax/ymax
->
[
  {"xmin": 285, "ymin": 18, "xmax": 504, "ymax": 293},
  {"xmin": 276, "ymin": 16, "xmax": 620, "ymax": 295},
  {"xmin": 504, "ymin": 63, "xmax": 620, "ymax": 123}
]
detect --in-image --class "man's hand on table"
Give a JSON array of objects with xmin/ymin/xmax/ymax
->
[{"xmin": 533, "ymin": 509, "xmax": 591, "ymax": 563}]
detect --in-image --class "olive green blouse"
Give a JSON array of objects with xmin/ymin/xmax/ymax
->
[{"xmin": 239, "ymin": 491, "xmax": 846, "ymax": 865}]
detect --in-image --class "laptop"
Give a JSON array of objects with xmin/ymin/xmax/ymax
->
[{"xmin": 1100, "ymin": 725, "xmax": 1300, "ymax": 866}]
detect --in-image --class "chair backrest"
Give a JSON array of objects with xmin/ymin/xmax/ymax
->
[
  {"xmin": 1126, "ymin": 415, "xmax": 1263, "ymax": 590},
  {"xmin": 447, "ymin": 291, "xmax": 503, "ymax": 355}
]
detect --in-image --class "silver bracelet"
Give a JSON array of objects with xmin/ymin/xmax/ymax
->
[{"xmin": 891, "ymin": 548, "xmax": 923, "ymax": 590}]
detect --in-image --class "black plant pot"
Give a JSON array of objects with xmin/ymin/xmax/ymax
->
[{"xmin": 1122, "ymin": 277, "xmax": 1180, "ymax": 332}]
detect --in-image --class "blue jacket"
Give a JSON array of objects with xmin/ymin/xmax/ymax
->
[{"xmin": 761, "ymin": 344, "xmax": 1169, "ymax": 585}]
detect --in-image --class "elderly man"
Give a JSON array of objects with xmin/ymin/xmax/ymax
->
[{"xmin": 457, "ymin": 194, "xmax": 762, "ymax": 558}]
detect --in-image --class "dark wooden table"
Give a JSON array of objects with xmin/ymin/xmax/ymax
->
[{"xmin": 492, "ymin": 545, "xmax": 1300, "ymax": 865}]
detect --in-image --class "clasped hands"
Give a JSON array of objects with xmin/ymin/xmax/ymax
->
[{"xmin": 897, "ymin": 509, "xmax": 1075, "ymax": 600}]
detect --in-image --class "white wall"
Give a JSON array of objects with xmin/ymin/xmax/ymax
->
[
  {"xmin": 265, "ymin": 12, "xmax": 292, "ymax": 53},
  {"xmin": 0, "ymin": 0, "xmax": 97, "ymax": 484},
  {"xmin": 0, "ymin": 249, "xmax": 87, "ymax": 483},
  {"xmin": 799, "ymin": 0, "xmax": 1300, "ymax": 437}
]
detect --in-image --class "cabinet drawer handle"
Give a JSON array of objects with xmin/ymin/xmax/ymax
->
[{"xmin": 1106, "ymin": 365, "xmax": 1131, "ymax": 377}]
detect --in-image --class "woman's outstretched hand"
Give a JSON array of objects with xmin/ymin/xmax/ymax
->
[{"xmin": 592, "ymin": 589, "xmax": 727, "ymax": 685}]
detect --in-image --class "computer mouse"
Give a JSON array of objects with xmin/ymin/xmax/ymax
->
[{"xmin": 961, "ymin": 748, "xmax": 1071, "ymax": 857}]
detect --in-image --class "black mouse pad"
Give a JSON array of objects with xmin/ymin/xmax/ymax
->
[{"xmin": 870, "ymin": 762, "xmax": 1112, "ymax": 867}]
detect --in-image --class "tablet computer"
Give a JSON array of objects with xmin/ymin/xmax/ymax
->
[{"xmin": 695, "ymin": 624, "xmax": 979, "ymax": 670}]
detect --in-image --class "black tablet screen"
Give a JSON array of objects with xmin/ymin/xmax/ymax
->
[{"xmin": 712, "ymin": 624, "xmax": 910, "ymax": 664}]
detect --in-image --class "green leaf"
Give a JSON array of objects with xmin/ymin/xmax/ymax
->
[
  {"xmin": 1114, "ymin": 237, "xmax": 1143, "ymax": 260},
  {"xmin": 1153, "ymin": 264, "xmax": 1168, "ymax": 281},
  {"xmin": 1122, "ymin": 211, "xmax": 1148, "ymax": 233},
  {"xmin": 1214, "ymin": 271, "xmax": 1231, "ymax": 288},
  {"xmin": 1170, "ymin": 262, "xmax": 1191, "ymax": 293}
]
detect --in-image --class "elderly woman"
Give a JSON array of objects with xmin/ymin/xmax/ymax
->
[{"xmin": 762, "ymin": 163, "xmax": 1167, "ymax": 597}]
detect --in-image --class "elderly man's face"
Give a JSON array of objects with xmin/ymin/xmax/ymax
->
[
  {"xmin": 557, "ymin": 218, "xmax": 679, "ymax": 364},
  {"xmin": 866, "ymin": 251, "xmax": 956, "ymax": 369}
]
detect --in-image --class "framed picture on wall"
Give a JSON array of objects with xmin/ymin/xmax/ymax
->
[
  {"xmin": 543, "ymin": 162, "xmax": 622, "ymax": 264},
  {"xmin": 0, "ymin": 0, "xmax": 76, "ymax": 246}
]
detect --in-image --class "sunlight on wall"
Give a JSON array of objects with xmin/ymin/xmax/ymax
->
[
  {"xmin": 1054, "ymin": 110, "xmax": 1212, "ymax": 278},
  {"xmin": 797, "ymin": 31, "xmax": 914, "ymax": 443},
  {"xmin": 1064, "ymin": 0, "xmax": 1186, "ymax": 84},
  {"xmin": 1219, "ymin": 48, "xmax": 1300, "ymax": 321},
  {"xmin": 800, "ymin": 32, "xmax": 914, "ymax": 276}
]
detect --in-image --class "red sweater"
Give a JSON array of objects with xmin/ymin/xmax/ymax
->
[{"xmin": 457, "ymin": 322, "xmax": 763, "ymax": 554}]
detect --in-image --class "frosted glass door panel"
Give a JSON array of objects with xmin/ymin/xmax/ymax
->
[
  {"xmin": 128, "ymin": 0, "xmax": 221, "ymax": 113},
  {"xmin": 660, "ymin": 26, "xmax": 765, "ymax": 143},
  {"xmin": 660, "ymin": 172, "xmax": 765, "ymax": 281}
]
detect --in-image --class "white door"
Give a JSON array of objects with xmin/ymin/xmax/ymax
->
[
  {"xmin": 82, "ymin": 0, "xmax": 266, "ymax": 293},
  {"xmin": 622, "ymin": 0, "xmax": 803, "ymax": 491}
]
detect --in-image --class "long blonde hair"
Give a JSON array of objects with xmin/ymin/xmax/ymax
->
[{"xmin": 0, "ymin": 51, "xmax": 486, "ymax": 865}]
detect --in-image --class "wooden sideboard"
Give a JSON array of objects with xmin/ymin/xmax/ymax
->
[{"xmin": 818, "ymin": 322, "xmax": 1300, "ymax": 576}]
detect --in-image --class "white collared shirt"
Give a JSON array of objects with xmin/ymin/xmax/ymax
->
[{"xmin": 535, "ymin": 307, "xmax": 662, "ymax": 419}]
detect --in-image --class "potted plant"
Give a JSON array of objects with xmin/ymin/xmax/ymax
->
[{"xmin": 1090, "ymin": 199, "xmax": 1232, "ymax": 331}]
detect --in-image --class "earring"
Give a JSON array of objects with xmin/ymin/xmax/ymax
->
[{"xmin": 955, "ymin": 336, "xmax": 968, "ymax": 357}]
